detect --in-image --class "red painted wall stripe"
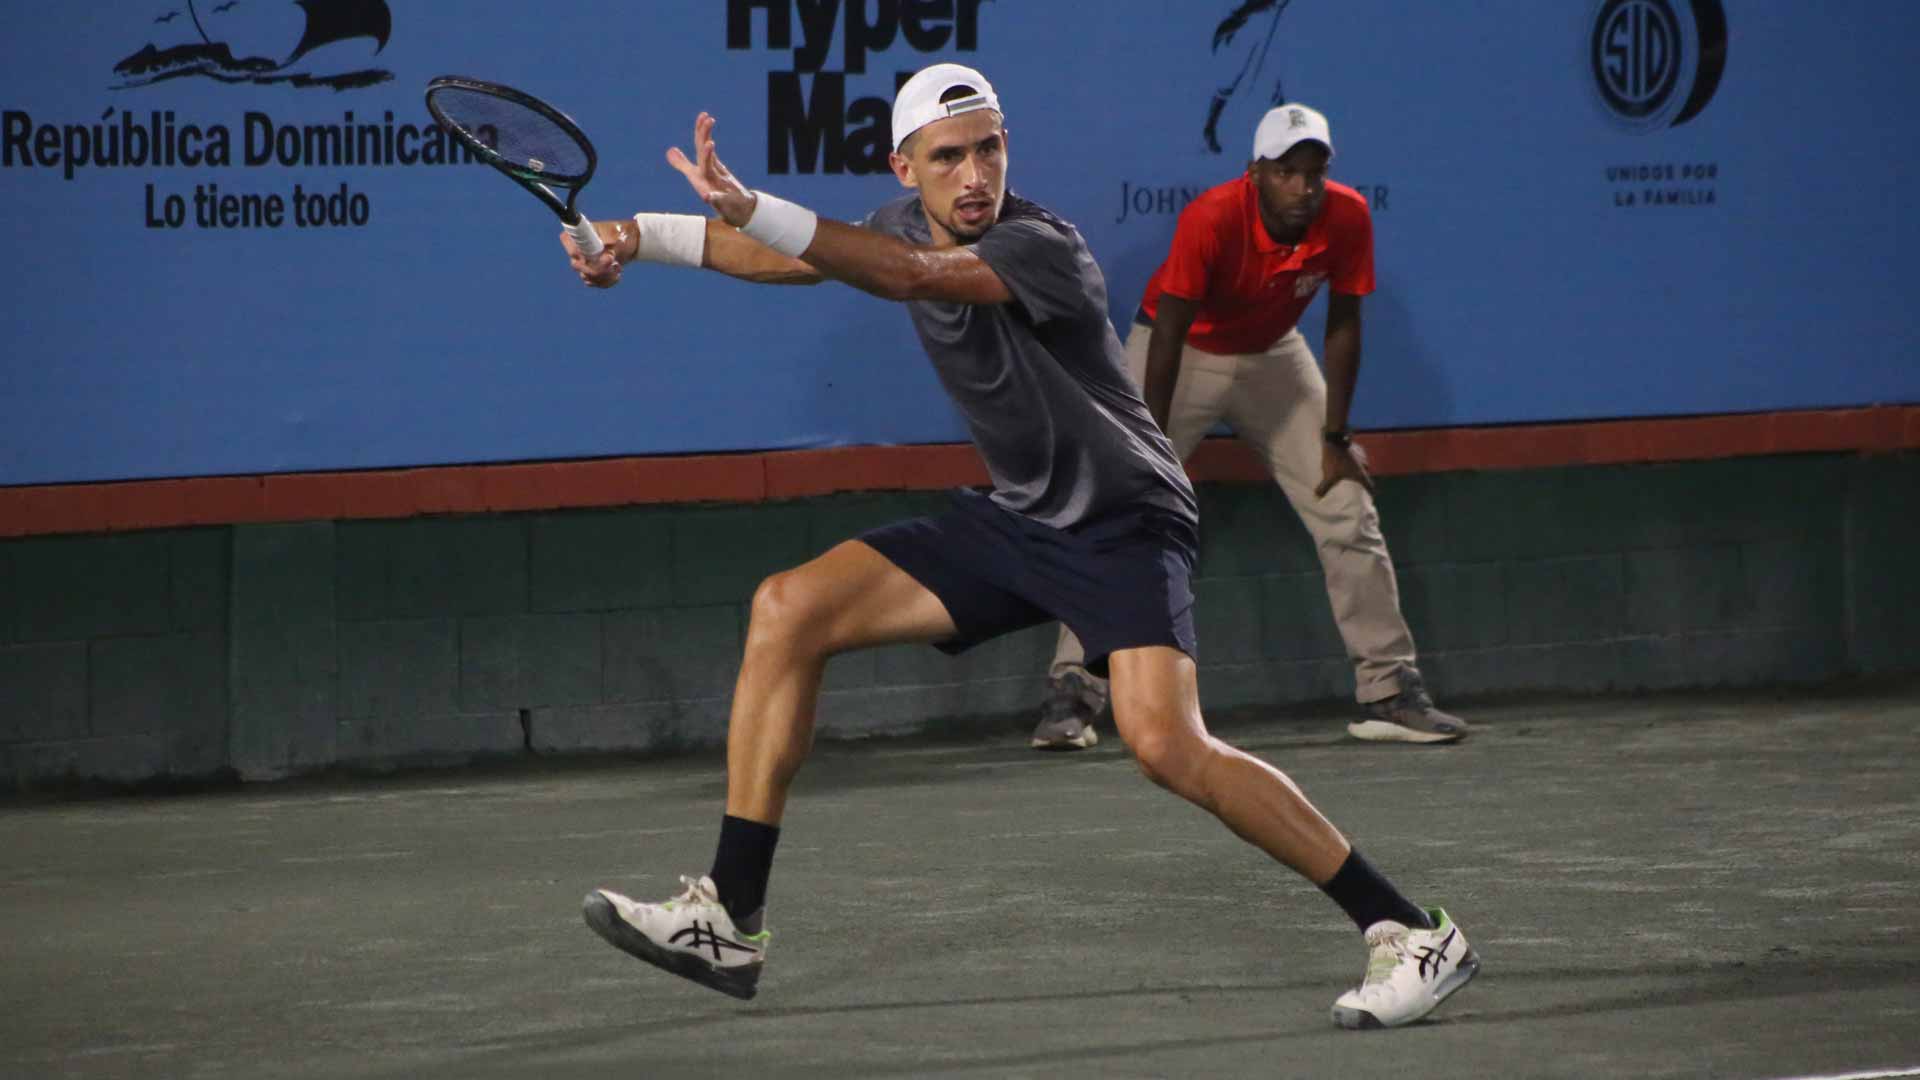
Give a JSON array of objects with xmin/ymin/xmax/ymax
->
[{"xmin": 2, "ymin": 406, "xmax": 1915, "ymax": 539}]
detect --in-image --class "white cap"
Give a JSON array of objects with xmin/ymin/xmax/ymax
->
[
  {"xmin": 1252, "ymin": 104, "xmax": 1333, "ymax": 161},
  {"xmin": 891, "ymin": 62, "xmax": 1001, "ymax": 151}
]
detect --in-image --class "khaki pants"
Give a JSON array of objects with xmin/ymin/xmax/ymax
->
[{"xmin": 1051, "ymin": 322, "xmax": 1418, "ymax": 705}]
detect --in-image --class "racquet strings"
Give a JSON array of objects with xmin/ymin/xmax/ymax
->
[{"xmin": 430, "ymin": 86, "xmax": 591, "ymax": 182}]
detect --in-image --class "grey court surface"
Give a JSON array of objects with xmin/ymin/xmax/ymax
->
[{"xmin": 4, "ymin": 685, "xmax": 1918, "ymax": 1080}]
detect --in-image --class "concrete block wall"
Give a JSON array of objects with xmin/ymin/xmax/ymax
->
[
  {"xmin": 1, "ymin": 452, "xmax": 1915, "ymax": 790},
  {"xmin": 0, "ymin": 530, "xmax": 229, "ymax": 785},
  {"xmin": 1847, "ymin": 455, "xmax": 1920, "ymax": 675},
  {"xmin": 1155, "ymin": 453, "xmax": 1898, "ymax": 712}
]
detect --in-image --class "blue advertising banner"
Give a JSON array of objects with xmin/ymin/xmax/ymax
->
[{"xmin": 2, "ymin": 1, "xmax": 1916, "ymax": 485}]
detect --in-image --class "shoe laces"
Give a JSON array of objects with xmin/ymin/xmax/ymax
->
[
  {"xmin": 1396, "ymin": 669, "xmax": 1435, "ymax": 710},
  {"xmin": 1040, "ymin": 694, "xmax": 1079, "ymax": 725},
  {"xmin": 663, "ymin": 874, "xmax": 719, "ymax": 911},
  {"xmin": 1042, "ymin": 677, "xmax": 1095, "ymax": 724},
  {"xmin": 1360, "ymin": 924, "xmax": 1412, "ymax": 989}
]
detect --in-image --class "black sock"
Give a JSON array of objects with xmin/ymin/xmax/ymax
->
[
  {"xmin": 709, "ymin": 814, "xmax": 780, "ymax": 924},
  {"xmin": 1320, "ymin": 848, "xmax": 1433, "ymax": 933}
]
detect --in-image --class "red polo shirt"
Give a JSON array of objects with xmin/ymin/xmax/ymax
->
[{"xmin": 1139, "ymin": 176, "xmax": 1374, "ymax": 355}]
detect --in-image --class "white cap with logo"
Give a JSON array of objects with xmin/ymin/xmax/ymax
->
[
  {"xmin": 1252, "ymin": 104, "xmax": 1334, "ymax": 161},
  {"xmin": 891, "ymin": 62, "xmax": 1002, "ymax": 151}
]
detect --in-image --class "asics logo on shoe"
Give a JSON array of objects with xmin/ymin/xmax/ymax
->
[
  {"xmin": 669, "ymin": 920, "xmax": 759, "ymax": 962},
  {"xmin": 1414, "ymin": 928, "xmax": 1456, "ymax": 980}
]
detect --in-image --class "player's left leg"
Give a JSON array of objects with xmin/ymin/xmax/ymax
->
[
  {"xmin": 1226, "ymin": 329, "xmax": 1467, "ymax": 743},
  {"xmin": 1104, "ymin": 645, "xmax": 1479, "ymax": 1028}
]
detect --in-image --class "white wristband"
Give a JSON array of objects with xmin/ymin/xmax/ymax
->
[
  {"xmin": 740, "ymin": 190, "xmax": 818, "ymax": 258},
  {"xmin": 630, "ymin": 213, "xmax": 706, "ymax": 267}
]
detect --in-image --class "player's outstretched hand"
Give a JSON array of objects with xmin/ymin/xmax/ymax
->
[
  {"xmin": 562, "ymin": 219, "xmax": 631, "ymax": 289},
  {"xmin": 667, "ymin": 113, "xmax": 758, "ymax": 229},
  {"xmin": 1315, "ymin": 441, "xmax": 1376, "ymax": 498}
]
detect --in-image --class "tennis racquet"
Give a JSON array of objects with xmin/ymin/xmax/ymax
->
[{"xmin": 424, "ymin": 75, "xmax": 605, "ymax": 258}]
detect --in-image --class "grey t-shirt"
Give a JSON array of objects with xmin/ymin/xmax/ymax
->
[{"xmin": 862, "ymin": 192, "xmax": 1197, "ymax": 533}]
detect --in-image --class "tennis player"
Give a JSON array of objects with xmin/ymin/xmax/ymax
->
[{"xmin": 560, "ymin": 63, "xmax": 1477, "ymax": 1029}]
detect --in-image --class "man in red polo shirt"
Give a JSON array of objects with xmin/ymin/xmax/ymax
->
[{"xmin": 1033, "ymin": 103, "xmax": 1470, "ymax": 749}]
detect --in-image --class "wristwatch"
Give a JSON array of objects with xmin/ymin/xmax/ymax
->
[{"xmin": 1323, "ymin": 428, "xmax": 1354, "ymax": 449}]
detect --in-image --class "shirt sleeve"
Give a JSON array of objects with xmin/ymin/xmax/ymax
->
[
  {"xmin": 972, "ymin": 218, "xmax": 1093, "ymax": 325},
  {"xmin": 854, "ymin": 198, "xmax": 900, "ymax": 235},
  {"xmin": 1156, "ymin": 201, "xmax": 1220, "ymax": 302},
  {"xmin": 1329, "ymin": 197, "xmax": 1376, "ymax": 296}
]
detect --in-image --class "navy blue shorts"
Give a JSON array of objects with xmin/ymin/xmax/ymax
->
[{"xmin": 859, "ymin": 489, "xmax": 1198, "ymax": 677}]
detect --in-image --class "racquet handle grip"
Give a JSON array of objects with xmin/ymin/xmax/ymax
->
[{"xmin": 566, "ymin": 214, "xmax": 605, "ymax": 258}]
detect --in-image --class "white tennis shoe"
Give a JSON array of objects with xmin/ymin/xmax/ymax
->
[
  {"xmin": 582, "ymin": 875, "xmax": 769, "ymax": 1000},
  {"xmin": 1331, "ymin": 907, "xmax": 1479, "ymax": 1029}
]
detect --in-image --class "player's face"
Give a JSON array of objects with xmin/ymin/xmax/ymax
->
[
  {"xmin": 1249, "ymin": 142, "xmax": 1330, "ymax": 233},
  {"xmin": 890, "ymin": 111, "xmax": 1008, "ymax": 245}
]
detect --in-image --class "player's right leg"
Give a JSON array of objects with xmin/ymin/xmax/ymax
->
[
  {"xmin": 1032, "ymin": 321, "xmax": 1230, "ymax": 750},
  {"xmin": 724, "ymin": 539, "xmax": 962, "ymax": 824},
  {"xmin": 584, "ymin": 540, "xmax": 959, "ymax": 999}
]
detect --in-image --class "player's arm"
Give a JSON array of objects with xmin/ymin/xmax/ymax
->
[
  {"xmin": 658, "ymin": 111, "xmax": 1010, "ymax": 304},
  {"xmin": 567, "ymin": 210, "xmax": 1004, "ymax": 296},
  {"xmin": 793, "ymin": 218, "xmax": 1012, "ymax": 304},
  {"xmin": 698, "ymin": 219, "xmax": 824, "ymax": 284},
  {"xmin": 1142, "ymin": 294, "xmax": 1200, "ymax": 437},
  {"xmin": 702, "ymin": 216, "xmax": 1013, "ymax": 299},
  {"xmin": 562, "ymin": 110, "xmax": 827, "ymax": 288},
  {"xmin": 565, "ymin": 214, "xmax": 825, "ymax": 287},
  {"xmin": 569, "ymin": 113, "xmax": 1010, "ymax": 297}
]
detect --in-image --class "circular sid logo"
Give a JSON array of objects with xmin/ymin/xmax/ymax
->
[{"xmin": 1588, "ymin": 0, "xmax": 1727, "ymax": 131}]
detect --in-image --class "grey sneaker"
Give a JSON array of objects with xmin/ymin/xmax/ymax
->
[
  {"xmin": 1030, "ymin": 671, "xmax": 1102, "ymax": 750},
  {"xmin": 1347, "ymin": 670, "xmax": 1469, "ymax": 744}
]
